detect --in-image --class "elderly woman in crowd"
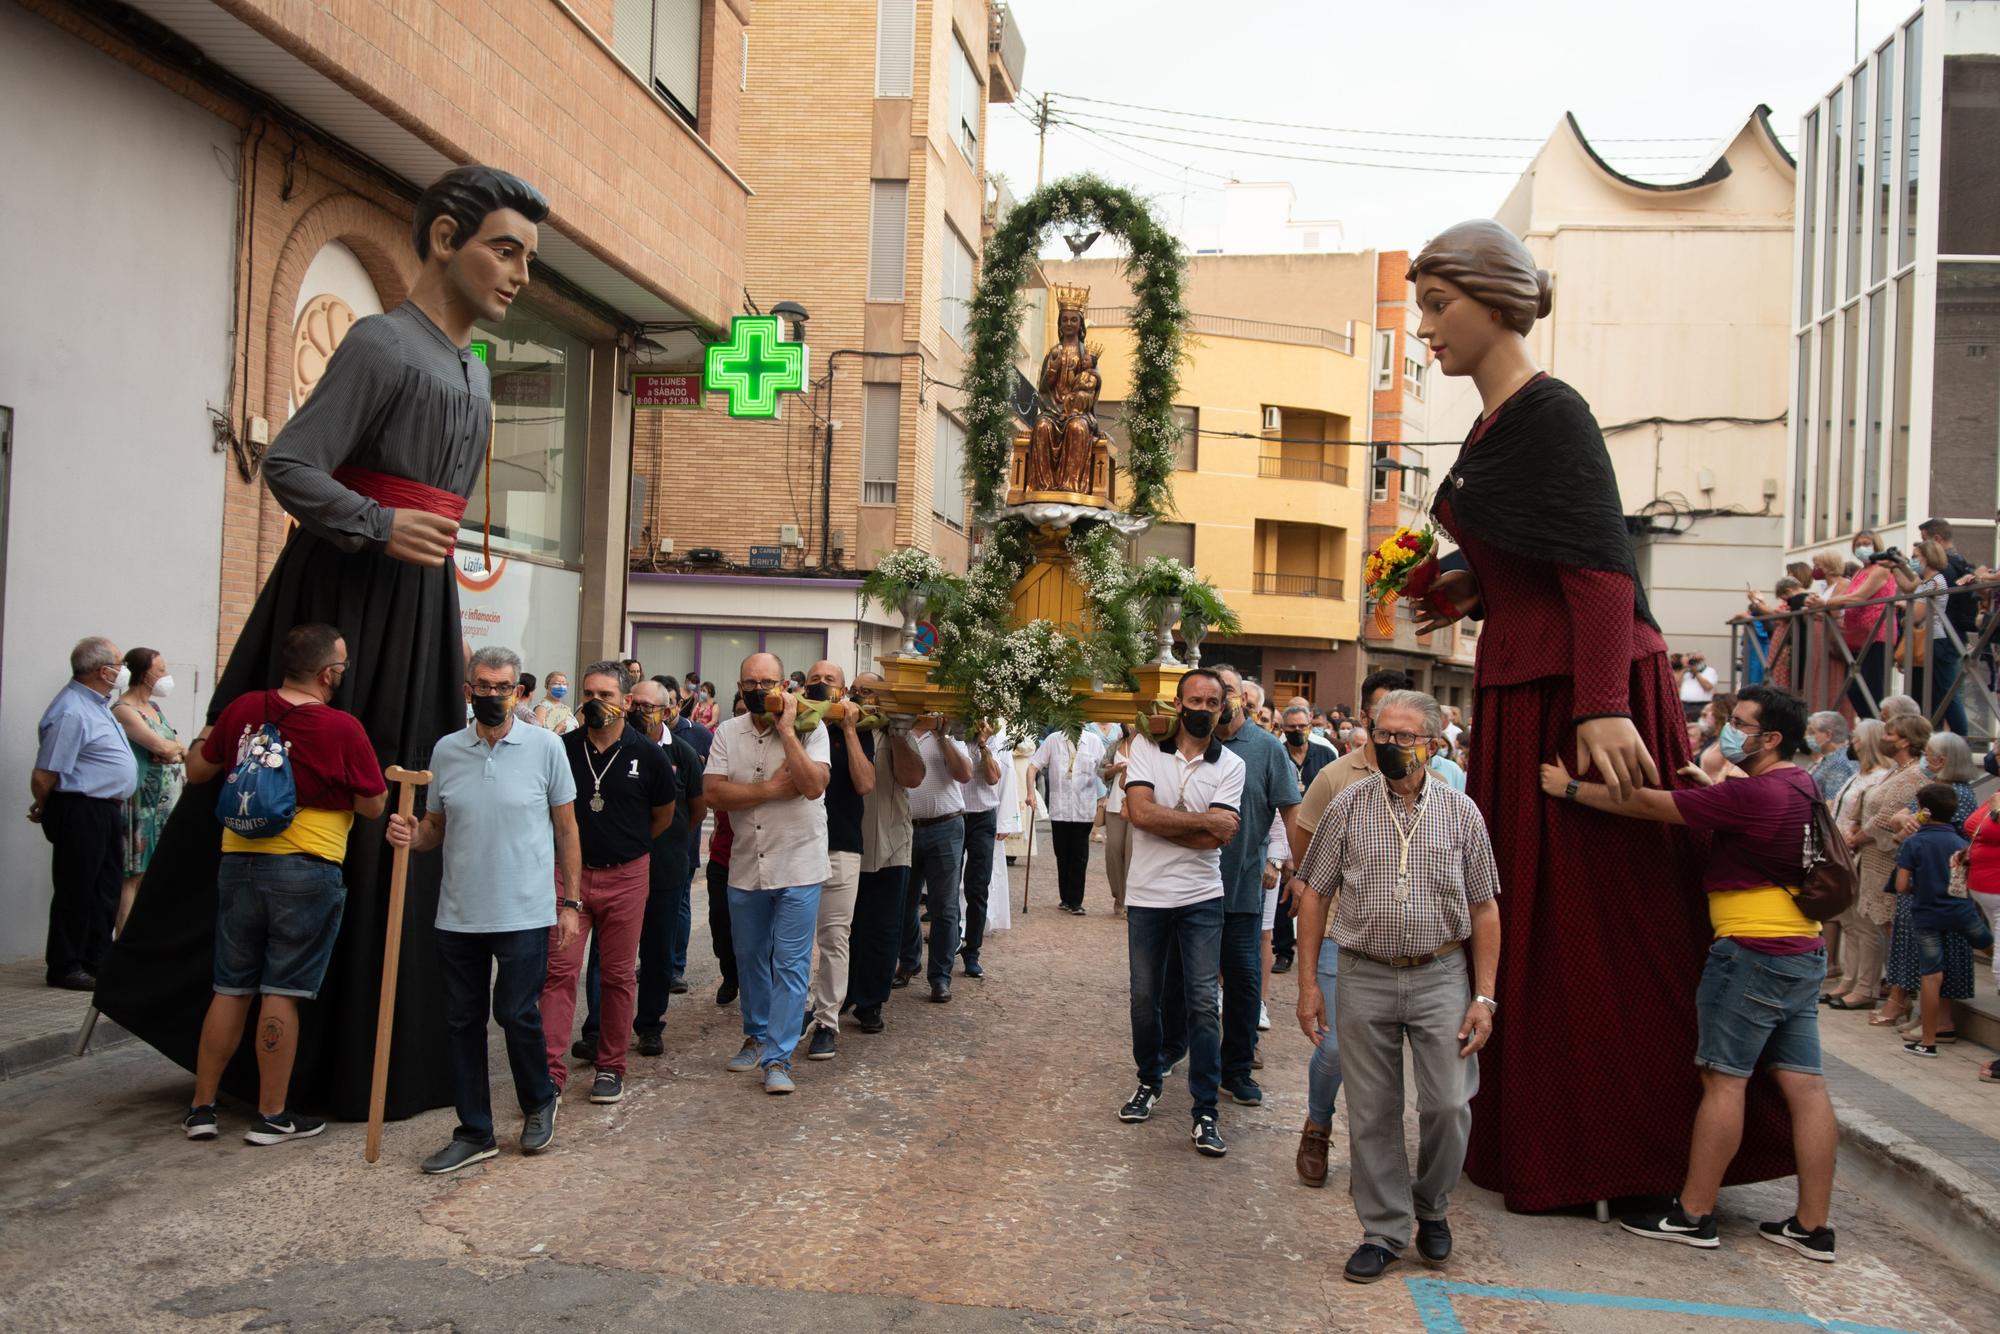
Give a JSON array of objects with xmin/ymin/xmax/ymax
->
[
  {"xmin": 1873, "ymin": 731, "xmax": 1981, "ymax": 1034},
  {"xmin": 1825, "ymin": 718, "xmax": 1889, "ymax": 1004},
  {"xmin": 1828, "ymin": 714, "xmax": 1932, "ymax": 1010}
]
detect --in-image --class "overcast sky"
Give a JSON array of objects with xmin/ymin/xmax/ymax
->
[{"xmin": 987, "ymin": 0, "xmax": 1919, "ymax": 253}]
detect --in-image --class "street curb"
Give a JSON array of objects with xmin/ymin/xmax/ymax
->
[
  {"xmin": 0, "ymin": 1019, "xmax": 133, "ymax": 1081},
  {"xmin": 1831, "ymin": 1093, "xmax": 2000, "ymax": 1277}
]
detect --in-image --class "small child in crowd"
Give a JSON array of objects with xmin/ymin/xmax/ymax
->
[{"xmin": 1895, "ymin": 783, "xmax": 1995, "ymax": 1057}]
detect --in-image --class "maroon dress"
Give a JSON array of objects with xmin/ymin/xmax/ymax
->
[{"xmin": 1442, "ymin": 377, "xmax": 1795, "ymax": 1211}]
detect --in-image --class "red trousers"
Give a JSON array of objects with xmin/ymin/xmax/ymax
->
[{"xmin": 540, "ymin": 855, "xmax": 649, "ymax": 1086}]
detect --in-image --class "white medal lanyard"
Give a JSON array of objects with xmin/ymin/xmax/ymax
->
[
  {"xmin": 1383, "ymin": 781, "xmax": 1427, "ymax": 901},
  {"xmin": 585, "ymin": 742, "xmax": 623, "ymax": 814}
]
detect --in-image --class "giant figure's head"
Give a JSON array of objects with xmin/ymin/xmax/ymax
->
[
  {"xmin": 1406, "ymin": 219, "xmax": 1552, "ymax": 381},
  {"xmin": 412, "ymin": 166, "xmax": 551, "ymax": 324}
]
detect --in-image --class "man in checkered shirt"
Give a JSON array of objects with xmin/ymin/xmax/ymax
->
[{"xmin": 1291, "ymin": 689, "xmax": 1501, "ymax": 1285}]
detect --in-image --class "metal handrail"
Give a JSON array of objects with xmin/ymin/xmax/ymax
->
[
  {"xmin": 1728, "ymin": 578, "xmax": 1999, "ymax": 744},
  {"xmin": 1256, "ymin": 572, "xmax": 1346, "ymax": 599},
  {"xmin": 1257, "ymin": 455, "xmax": 1350, "ymax": 486}
]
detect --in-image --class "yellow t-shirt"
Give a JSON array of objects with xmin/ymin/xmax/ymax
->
[
  {"xmin": 1707, "ymin": 884, "xmax": 1820, "ymax": 939},
  {"xmin": 221, "ymin": 807, "xmax": 354, "ymax": 863}
]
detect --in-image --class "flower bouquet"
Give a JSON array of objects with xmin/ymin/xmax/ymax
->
[{"xmin": 1365, "ymin": 525, "xmax": 1440, "ymax": 635}]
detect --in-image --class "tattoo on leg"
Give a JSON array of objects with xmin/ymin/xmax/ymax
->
[{"xmin": 259, "ymin": 1016, "xmax": 284, "ymax": 1053}]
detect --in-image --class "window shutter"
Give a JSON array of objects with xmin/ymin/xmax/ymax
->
[
  {"xmin": 868, "ymin": 181, "xmax": 909, "ymax": 302},
  {"xmin": 876, "ymin": 0, "xmax": 916, "ymax": 98},
  {"xmin": 863, "ymin": 384, "xmax": 901, "ymax": 504},
  {"xmin": 611, "ymin": 0, "xmax": 654, "ymax": 80},
  {"xmin": 933, "ymin": 410, "xmax": 966, "ymax": 522},
  {"xmin": 651, "ymin": 0, "xmax": 702, "ymax": 121}
]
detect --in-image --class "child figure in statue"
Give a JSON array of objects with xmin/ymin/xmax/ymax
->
[{"xmin": 1026, "ymin": 295, "xmax": 1101, "ymax": 495}]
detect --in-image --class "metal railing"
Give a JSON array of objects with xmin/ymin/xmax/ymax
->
[
  {"xmin": 1256, "ymin": 572, "xmax": 1346, "ymax": 599},
  {"xmin": 1085, "ymin": 307, "xmax": 1355, "ymax": 355},
  {"xmin": 1728, "ymin": 580, "xmax": 1998, "ymax": 744},
  {"xmin": 1258, "ymin": 454, "xmax": 1350, "ymax": 486}
]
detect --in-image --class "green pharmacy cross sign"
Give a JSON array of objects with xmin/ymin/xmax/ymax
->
[{"xmin": 704, "ymin": 315, "xmax": 808, "ymax": 418}]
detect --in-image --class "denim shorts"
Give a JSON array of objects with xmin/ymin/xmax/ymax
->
[
  {"xmin": 1917, "ymin": 909, "xmax": 1997, "ymax": 976},
  {"xmin": 214, "ymin": 853, "xmax": 348, "ymax": 998},
  {"xmin": 1693, "ymin": 938, "xmax": 1826, "ymax": 1078}
]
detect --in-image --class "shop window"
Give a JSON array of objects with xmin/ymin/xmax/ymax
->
[
  {"xmin": 632, "ymin": 624, "xmax": 829, "ymax": 685},
  {"xmin": 468, "ymin": 301, "xmax": 589, "ymax": 567}
]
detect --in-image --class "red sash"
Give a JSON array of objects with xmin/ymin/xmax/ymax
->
[{"xmin": 332, "ymin": 467, "xmax": 468, "ymax": 523}]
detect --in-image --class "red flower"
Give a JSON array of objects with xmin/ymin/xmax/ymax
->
[{"xmin": 1397, "ymin": 533, "xmax": 1420, "ymax": 550}]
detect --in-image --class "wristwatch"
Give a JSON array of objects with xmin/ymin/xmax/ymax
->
[
  {"xmin": 559, "ymin": 898, "xmax": 583, "ymax": 912},
  {"xmin": 1473, "ymin": 993, "xmax": 1499, "ymax": 1012},
  {"xmin": 1563, "ymin": 779, "xmax": 1580, "ymax": 801}
]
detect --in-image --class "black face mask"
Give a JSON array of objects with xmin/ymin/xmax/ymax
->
[
  {"xmin": 579, "ymin": 699, "xmax": 619, "ymax": 731},
  {"xmin": 471, "ymin": 694, "xmax": 511, "ymax": 727},
  {"xmin": 1377, "ymin": 741, "xmax": 1431, "ymax": 782},
  {"xmin": 1284, "ymin": 729, "xmax": 1308, "ymax": 746},
  {"xmin": 741, "ymin": 689, "xmax": 767, "ymax": 716},
  {"xmin": 1180, "ymin": 708, "xmax": 1216, "ymax": 739},
  {"xmin": 1217, "ymin": 701, "xmax": 1237, "ymax": 728},
  {"xmin": 803, "ymin": 681, "xmax": 830, "ymax": 702}
]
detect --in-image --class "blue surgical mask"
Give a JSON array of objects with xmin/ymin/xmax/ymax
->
[
  {"xmin": 550, "ymin": 685, "xmax": 568, "ymax": 700},
  {"xmin": 1919, "ymin": 758, "xmax": 1934, "ymax": 778},
  {"xmin": 1854, "ymin": 545, "xmax": 1876, "ymax": 562},
  {"xmin": 1718, "ymin": 722, "xmax": 1752, "ymax": 764},
  {"xmin": 1801, "ymin": 733, "xmax": 1823, "ymax": 755}
]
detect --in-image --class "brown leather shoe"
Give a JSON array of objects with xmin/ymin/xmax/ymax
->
[{"xmin": 1296, "ymin": 1120, "xmax": 1331, "ymax": 1188}]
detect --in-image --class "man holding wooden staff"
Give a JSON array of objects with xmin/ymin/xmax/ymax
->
[{"xmin": 387, "ymin": 646, "xmax": 582, "ymax": 1174}]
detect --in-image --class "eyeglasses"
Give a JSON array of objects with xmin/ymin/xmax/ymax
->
[
  {"xmin": 468, "ymin": 681, "xmax": 518, "ymax": 697},
  {"xmin": 1370, "ymin": 730, "xmax": 1434, "ymax": 748},
  {"xmin": 740, "ymin": 678, "xmax": 783, "ymax": 692}
]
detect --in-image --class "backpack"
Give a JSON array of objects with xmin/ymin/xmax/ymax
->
[
  {"xmin": 215, "ymin": 698, "xmax": 300, "ymax": 838},
  {"xmin": 1787, "ymin": 770, "xmax": 1858, "ymax": 923}
]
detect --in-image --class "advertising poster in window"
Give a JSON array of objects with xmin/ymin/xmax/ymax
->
[{"xmin": 454, "ymin": 547, "xmax": 581, "ymax": 686}]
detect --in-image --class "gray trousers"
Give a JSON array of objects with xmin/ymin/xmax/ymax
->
[{"xmin": 1335, "ymin": 947, "xmax": 1479, "ymax": 1254}]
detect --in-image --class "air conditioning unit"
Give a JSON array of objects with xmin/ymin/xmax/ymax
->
[
  {"xmin": 779, "ymin": 523, "xmax": 804, "ymax": 548},
  {"xmin": 1262, "ymin": 406, "xmax": 1282, "ymax": 432}
]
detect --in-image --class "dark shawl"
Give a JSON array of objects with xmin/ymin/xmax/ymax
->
[{"xmin": 1432, "ymin": 376, "xmax": 1658, "ymax": 630}]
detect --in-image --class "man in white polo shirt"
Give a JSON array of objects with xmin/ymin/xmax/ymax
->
[
  {"xmin": 702, "ymin": 652, "xmax": 831, "ymax": 1095},
  {"xmin": 906, "ymin": 713, "xmax": 974, "ymax": 1004},
  {"xmin": 1026, "ymin": 722, "xmax": 1107, "ymax": 914},
  {"xmin": 956, "ymin": 722, "xmax": 1007, "ymax": 978},
  {"xmin": 1116, "ymin": 668, "xmax": 1246, "ymax": 1158}
]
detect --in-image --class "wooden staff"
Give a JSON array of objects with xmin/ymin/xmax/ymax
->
[
  {"xmin": 366, "ymin": 764, "xmax": 432, "ymax": 1165},
  {"xmin": 1021, "ymin": 790, "xmax": 1036, "ymax": 915}
]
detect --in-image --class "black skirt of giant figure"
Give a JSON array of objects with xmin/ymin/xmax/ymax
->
[{"xmin": 96, "ymin": 306, "xmax": 491, "ymax": 1121}]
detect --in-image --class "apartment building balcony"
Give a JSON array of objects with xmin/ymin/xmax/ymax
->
[
  {"xmin": 1254, "ymin": 572, "xmax": 1346, "ymax": 598},
  {"xmin": 1258, "ymin": 446, "xmax": 1349, "ymax": 487},
  {"xmin": 990, "ymin": 2, "xmax": 1025, "ymax": 103}
]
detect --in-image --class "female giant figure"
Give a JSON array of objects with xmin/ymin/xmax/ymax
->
[{"xmin": 1408, "ymin": 221, "xmax": 1794, "ymax": 1210}]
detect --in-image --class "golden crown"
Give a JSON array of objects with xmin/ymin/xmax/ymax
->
[{"xmin": 1052, "ymin": 283, "xmax": 1092, "ymax": 312}]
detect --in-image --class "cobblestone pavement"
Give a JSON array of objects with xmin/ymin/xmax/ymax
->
[{"xmin": 1, "ymin": 840, "xmax": 1995, "ymax": 1332}]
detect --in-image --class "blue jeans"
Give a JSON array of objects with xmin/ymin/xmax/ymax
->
[
  {"xmin": 1129, "ymin": 897, "xmax": 1224, "ymax": 1120},
  {"xmin": 911, "ymin": 817, "xmax": 967, "ymax": 983},
  {"xmin": 1926, "ymin": 636, "xmax": 1972, "ymax": 737},
  {"xmin": 727, "ymin": 883, "xmax": 822, "ymax": 1068},
  {"xmin": 435, "ymin": 926, "xmax": 555, "ymax": 1146},
  {"xmin": 1159, "ymin": 909, "xmax": 1263, "ymax": 1085},
  {"xmin": 959, "ymin": 809, "xmax": 997, "ymax": 962},
  {"xmin": 1306, "ymin": 946, "xmax": 1342, "ymax": 1125},
  {"xmin": 584, "ymin": 837, "xmax": 693, "ymax": 1042},
  {"xmin": 212, "ymin": 853, "xmax": 347, "ymax": 998}
]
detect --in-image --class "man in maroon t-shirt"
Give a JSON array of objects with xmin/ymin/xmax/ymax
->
[
  {"xmin": 179, "ymin": 624, "xmax": 386, "ymax": 1146},
  {"xmin": 1539, "ymin": 683, "xmax": 1839, "ymax": 1264}
]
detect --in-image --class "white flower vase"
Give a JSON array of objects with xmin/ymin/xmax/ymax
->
[
  {"xmin": 898, "ymin": 592, "xmax": 927, "ymax": 657},
  {"xmin": 1150, "ymin": 597, "xmax": 1183, "ymax": 667},
  {"xmin": 1182, "ymin": 616, "xmax": 1208, "ymax": 668}
]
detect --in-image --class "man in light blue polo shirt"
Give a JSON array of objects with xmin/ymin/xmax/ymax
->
[
  {"xmin": 31, "ymin": 637, "xmax": 139, "ymax": 989},
  {"xmin": 387, "ymin": 645, "xmax": 582, "ymax": 1175}
]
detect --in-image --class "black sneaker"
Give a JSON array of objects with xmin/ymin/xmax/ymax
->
[
  {"xmin": 422, "ymin": 1138, "xmax": 499, "ymax": 1174},
  {"xmin": 570, "ymin": 1038, "xmax": 597, "ymax": 1063},
  {"xmin": 521, "ymin": 1096, "xmax": 558, "ymax": 1154},
  {"xmin": 1271, "ymin": 954, "xmax": 1293, "ymax": 975},
  {"xmin": 1620, "ymin": 1201, "xmax": 1719, "ymax": 1248},
  {"xmin": 1060, "ymin": 903, "xmax": 1087, "ymax": 916},
  {"xmin": 1224, "ymin": 1078, "xmax": 1264, "ymax": 1107},
  {"xmin": 715, "ymin": 979, "xmax": 738, "ymax": 1006},
  {"xmin": 1191, "ymin": 1115, "xmax": 1228, "ymax": 1157},
  {"xmin": 589, "ymin": 1070, "xmax": 623, "ymax": 1104},
  {"xmin": 244, "ymin": 1111, "xmax": 325, "ymax": 1146},
  {"xmin": 961, "ymin": 954, "xmax": 984, "ymax": 979},
  {"xmin": 1118, "ymin": 1084, "xmax": 1162, "ymax": 1123},
  {"xmin": 636, "ymin": 1031, "xmax": 665, "ymax": 1057},
  {"xmin": 1902, "ymin": 1041, "xmax": 1940, "ymax": 1058},
  {"xmin": 1758, "ymin": 1216, "xmax": 1837, "ymax": 1263},
  {"xmin": 182, "ymin": 1104, "xmax": 218, "ymax": 1140},
  {"xmin": 669, "ymin": 974, "xmax": 689, "ymax": 995},
  {"xmin": 852, "ymin": 1007, "xmax": 885, "ymax": 1034},
  {"xmin": 807, "ymin": 1026, "xmax": 837, "ymax": 1060}
]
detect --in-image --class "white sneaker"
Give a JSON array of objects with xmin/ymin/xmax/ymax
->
[{"xmin": 1258, "ymin": 1003, "xmax": 1272, "ymax": 1032}]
